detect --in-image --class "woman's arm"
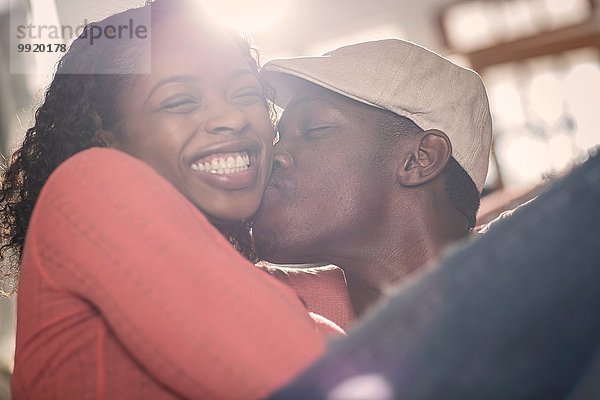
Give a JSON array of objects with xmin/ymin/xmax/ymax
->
[{"xmin": 26, "ymin": 148, "xmax": 325, "ymax": 400}]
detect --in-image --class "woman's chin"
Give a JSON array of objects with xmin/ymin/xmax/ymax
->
[{"xmin": 205, "ymin": 207, "xmax": 257, "ymax": 228}]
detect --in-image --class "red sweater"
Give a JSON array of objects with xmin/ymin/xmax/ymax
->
[{"xmin": 12, "ymin": 148, "xmax": 328, "ymax": 400}]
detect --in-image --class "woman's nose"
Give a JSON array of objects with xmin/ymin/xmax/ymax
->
[{"xmin": 205, "ymin": 105, "xmax": 250, "ymax": 135}]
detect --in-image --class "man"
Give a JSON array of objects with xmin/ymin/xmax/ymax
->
[
  {"xmin": 253, "ymin": 39, "xmax": 492, "ymax": 316},
  {"xmin": 269, "ymin": 149, "xmax": 600, "ymax": 400}
]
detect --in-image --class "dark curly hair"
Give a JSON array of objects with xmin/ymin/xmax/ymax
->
[{"xmin": 0, "ymin": 0, "xmax": 265, "ymax": 294}]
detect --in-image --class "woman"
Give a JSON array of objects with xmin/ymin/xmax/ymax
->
[{"xmin": 0, "ymin": 1, "xmax": 331, "ymax": 398}]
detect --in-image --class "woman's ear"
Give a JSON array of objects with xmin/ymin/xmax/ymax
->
[
  {"xmin": 396, "ymin": 129, "xmax": 452, "ymax": 187},
  {"xmin": 94, "ymin": 129, "xmax": 119, "ymax": 148}
]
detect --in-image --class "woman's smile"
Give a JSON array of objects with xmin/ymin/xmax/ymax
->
[{"xmin": 186, "ymin": 138, "xmax": 262, "ymax": 190}]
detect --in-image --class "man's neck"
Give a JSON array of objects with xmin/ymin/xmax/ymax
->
[{"xmin": 331, "ymin": 202, "xmax": 469, "ymax": 317}]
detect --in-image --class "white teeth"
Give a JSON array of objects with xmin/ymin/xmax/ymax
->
[
  {"xmin": 191, "ymin": 151, "xmax": 251, "ymax": 175},
  {"xmin": 191, "ymin": 163, "xmax": 206, "ymax": 172},
  {"xmin": 226, "ymin": 156, "xmax": 235, "ymax": 168},
  {"xmin": 235, "ymin": 155, "xmax": 244, "ymax": 167}
]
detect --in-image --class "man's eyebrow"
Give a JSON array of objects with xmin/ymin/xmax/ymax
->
[{"xmin": 287, "ymin": 95, "xmax": 334, "ymax": 109}]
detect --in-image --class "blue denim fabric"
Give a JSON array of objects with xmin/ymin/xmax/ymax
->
[{"xmin": 271, "ymin": 153, "xmax": 600, "ymax": 400}]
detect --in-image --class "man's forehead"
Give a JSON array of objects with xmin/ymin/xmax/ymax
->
[
  {"xmin": 278, "ymin": 87, "xmax": 359, "ymax": 134},
  {"xmin": 287, "ymin": 83, "xmax": 341, "ymax": 109},
  {"xmin": 278, "ymin": 86, "xmax": 388, "ymax": 141},
  {"xmin": 284, "ymin": 81, "xmax": 376, "ymax": 119},
  {"xmin": 278, "ymin": 91, "xmax": 333, "ymax": 130}
]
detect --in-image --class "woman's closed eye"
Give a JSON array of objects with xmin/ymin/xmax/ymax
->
[
  {"xmin": 231, "ymin": 87, "xmax": 262, "ymax": 105},
  {"xmin": 160, "ymin": 95, "xmax": 200, "ymax": 113}
]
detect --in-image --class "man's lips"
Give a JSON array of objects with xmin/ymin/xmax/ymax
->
[
  {"xmin": 263, "ymin": 176, "xmax": 298, "ymax": 205},
  {"xmin": 266, "ymin": 176, "xmax": 295, "ymax": 192}
]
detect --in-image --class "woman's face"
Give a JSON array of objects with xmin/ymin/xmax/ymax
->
[{"xmin": 110, "ymin": 16, "xmax": 274, "ymax": 224}]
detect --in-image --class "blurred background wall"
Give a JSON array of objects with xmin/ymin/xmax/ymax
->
[{"xmin": 1, "ymin": 0, "xmax": 599, "ymax": 398}]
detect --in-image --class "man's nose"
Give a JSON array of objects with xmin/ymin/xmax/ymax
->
[
  {"xmin": 272, "ymin": 150, "xmax": 295, "ymax": 171},
  {"xmin": 205, "ymin": 105, "xmax": 250, "ymax": 135}
]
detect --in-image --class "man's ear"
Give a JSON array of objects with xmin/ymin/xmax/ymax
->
[{"xmin": 396, "ymin": 129, "xmax": 452, "ymax": 187}]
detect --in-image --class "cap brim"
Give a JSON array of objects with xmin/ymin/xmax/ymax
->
[
  {"xmin": 261, "ymin": 70, "xmax": 310, "ymax": 109},
  {"xmin": 261, "ymin": 61, "xmax": 383, "ymax": 113}
]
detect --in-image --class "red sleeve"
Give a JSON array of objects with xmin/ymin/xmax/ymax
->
[
  {"xmin": 26, "ymin": 148, "xmax": 326, "ymax": 399},
  {"xmin": 264, "ymin": 264, "xmax": 356, "ymax": 330}
]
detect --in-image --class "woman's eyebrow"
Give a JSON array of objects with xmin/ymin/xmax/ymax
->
[
  {"xmin": 145, "ymin": 75, "xmax": 199, "ymax": 102},
  {"xmin": 229, "ymin": 69, "xmax": 257, "ymax": 79}
]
